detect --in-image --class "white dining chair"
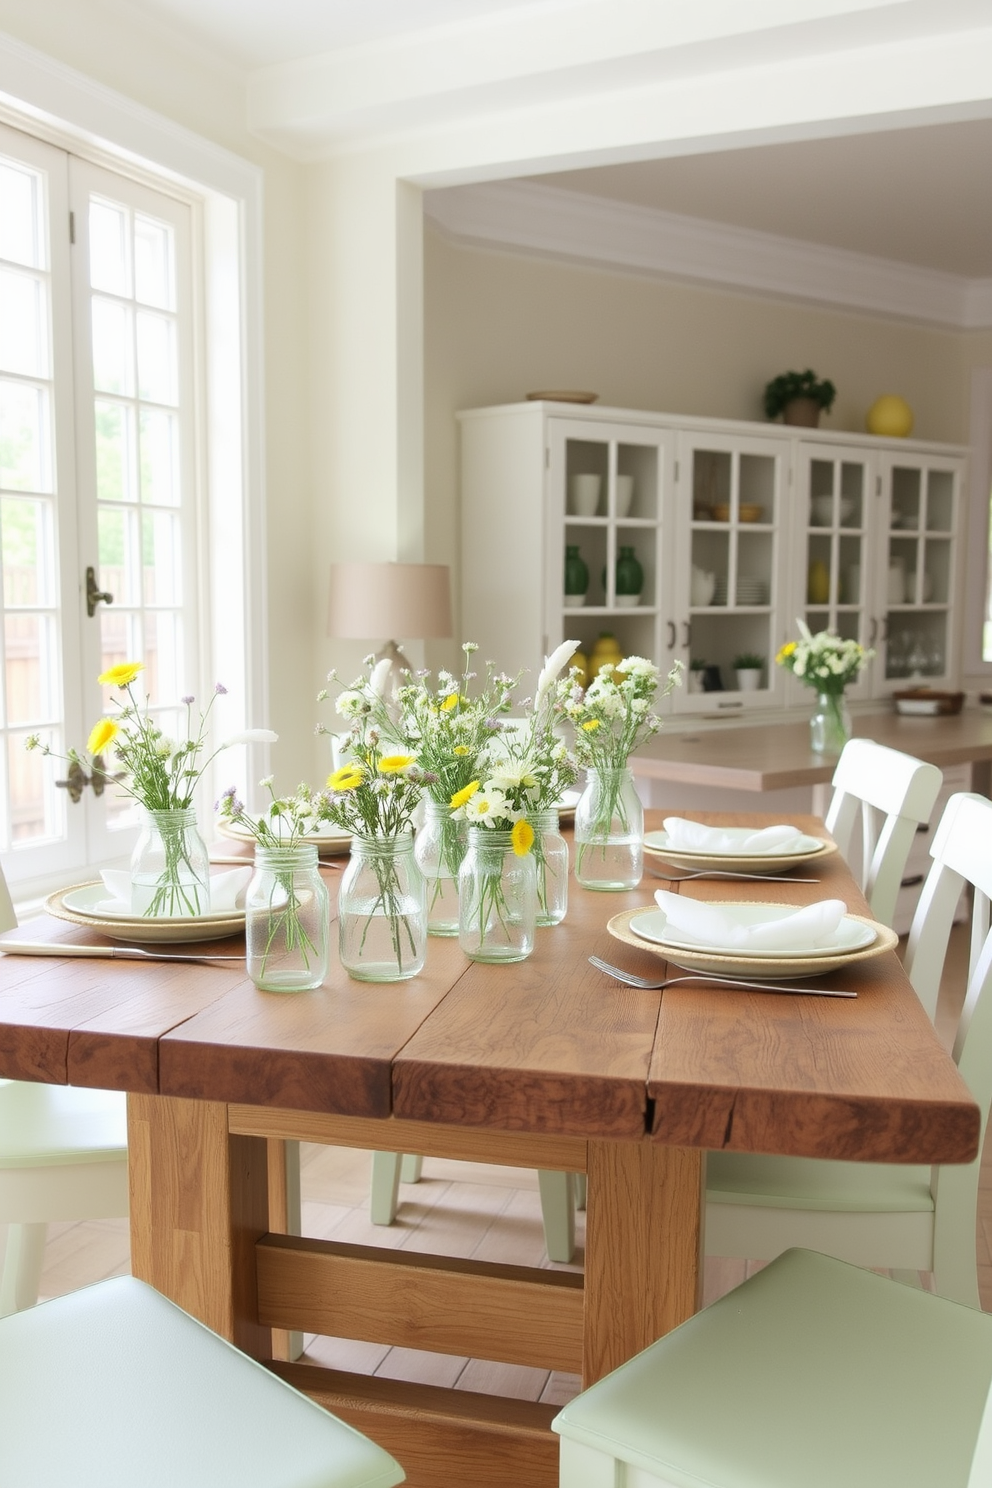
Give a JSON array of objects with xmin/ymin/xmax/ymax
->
[
  {"xmin": 823, "ymin": 736, "xmax": 943, "ymax": 928},
  {"xmin": 0, "ymin": 1273, "xmax": 405, "ymax": 1487},
  {"xmin": 552, "ymin": 1247, "xmax": 992, "ymax": 1488},
  {"xmin": 0, "ymin": 864, "xmax": 129, "ymax": 1316},
  {"xmin": 704, "ymin": 790, "xmax": 992, "ymax": 1308}
]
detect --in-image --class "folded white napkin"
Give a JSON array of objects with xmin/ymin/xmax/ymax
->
[
  {"xmin": 662, "ymin": 818, "xmax": 809, "ymax": 856},
  {"xmin": 653, "ymin": 890, "xmax": 847, "ymax": 952},
  {"xmin": 98, "ymin": 866, "xmax": 251, "ymax": 915}
]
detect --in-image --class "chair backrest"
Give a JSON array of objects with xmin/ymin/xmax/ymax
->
[
  {"xmin": 824, "ymin": 738, "xmax": 942, "ymax": 927},
  {"xmin": 903, "ymin": 792, "xmax": 992, "ymax": 1309}
]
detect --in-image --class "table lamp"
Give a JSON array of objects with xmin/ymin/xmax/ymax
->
[{"xmin": 327, "ymin": 562, "xmax": 453, "ymax": 696}]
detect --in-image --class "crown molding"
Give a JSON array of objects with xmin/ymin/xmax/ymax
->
[{"xmin": 425, "ymin": 178, "xmax": 992, "ymax": 330}]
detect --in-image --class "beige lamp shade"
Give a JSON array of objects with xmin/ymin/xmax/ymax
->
[{"xmin": 327, "ymin": 563, "xmax": 452, "ymax": 641}]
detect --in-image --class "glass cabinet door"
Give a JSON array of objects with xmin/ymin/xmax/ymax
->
[
  {"xmin": 546, "ymin": 419, "xmax": 672, "ymax": 686},
  {"xmin": 875, "ymin": 455, "xmax": 961, "ymax": 692},
  {"xmin": 797, "ymin": 446, "xmax": 875, "ymax": 701}
]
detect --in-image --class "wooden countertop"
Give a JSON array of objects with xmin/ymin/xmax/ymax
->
[{"xmin": 631, "ymin": 710, "xmax": 992, "ymax": 792}]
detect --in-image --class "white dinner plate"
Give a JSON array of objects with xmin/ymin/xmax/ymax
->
[
  {"xmin": 216, "ymin": 817, "xmax": 352, "ymax": 855},
  {"xmin": 607, "ymin": 907, "xmax": 897, "ymax": 980},
  {"xmin": 556, "ymin": 789, "xmax": 581, "ymax": 823},
  {"xmin": 47, "ymin": 882, "xmax": 246, "ymax": 944},
  {"xmin": 642, "ymin": 828, "xmax": 836, "ymax": 876},
  {"xmin": 629, "ymin": 903, "xmax": 876, "ymax": 959}
]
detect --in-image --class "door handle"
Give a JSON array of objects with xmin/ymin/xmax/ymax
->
[
  {"xmin": 681, "ymin": 621, "xmax": 691, "ymax": 649},
  {"xmin": 666, "ymin": 620, "xmax": 676, "ymax": 649},
  {"xmin": 86, "ymin": 566, "xmax": 114, "ymax": 618},
  {"xmin": 868, "ymin": 617, "xmax": 877, "ymax": 646}
]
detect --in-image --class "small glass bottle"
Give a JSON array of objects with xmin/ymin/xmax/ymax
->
[
  {"xmin": 414, "ymin": 800, "xmax": 468, "ymax": 937},
  {"xmin": 246, "ymin": 844, "xmax": 329, "ymax": 992},
  {"xmin": 458, "ymin": 827, "xmax": 537, "ymax": 963},
  {"xmin": 130, "ymin": 806, "xmax": 210, "ymax": 917},
  {"xmin": 528, "ymin": 809, "xmax": 568, "ymax": 927},
  {"xmin": 810, "ymin": 690, "xmax": 851, "ymax": 755},
  {"xmin": 573, "ymin": 767, "xmax": 643, "ymax": 891},
  {"xmin": 339, "ymin": 834, "xmax": 427, "ymax": 982}
]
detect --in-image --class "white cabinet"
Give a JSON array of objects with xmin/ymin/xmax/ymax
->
[{"xmin": 458, "ymin": 401, "xmax": 966, "ymax": 713}]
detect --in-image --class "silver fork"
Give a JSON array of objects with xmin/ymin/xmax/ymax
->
[
  {"xmin": 588, "ymin": 954, "xmax": 856, "ymax": 998},
  {"xmin": 647, "ymin": 865, "xmax": 820, "ymax": 884}
]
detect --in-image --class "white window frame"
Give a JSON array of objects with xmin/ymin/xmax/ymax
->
[{"xmin": 0, "ymin": 31, "xmax": 268, "ymax": 900}]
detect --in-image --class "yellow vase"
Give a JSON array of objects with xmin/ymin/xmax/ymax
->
[
  {"xmin": 589, "ymin": 632, "xmax": 623, "ymax": 679},
  {"xmin": 807, "ymin": 559, "xmax": 830, "ymax": 604},
  {"xmin": 866, "ymin": 395, "xmax": 914, "ymax": 438},
  {"xmin": 571, "ymin": 650, "xmax": 590, "ymax": 688}
]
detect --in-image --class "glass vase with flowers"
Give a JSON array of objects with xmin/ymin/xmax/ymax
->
[
  {"xmin": 776, "ymin": 622, "xmax": 873, "ymax": 755},
  {"xmin": 27, "ymin": 663, "xmax": 276, "ymax": 917},
  {"xmin": 563, "ymin": 655, "xmax": 681, "ymax": 890},
  {"xmin": 317, "ymin": 660, "xmax": 428, "ymax": 982}
]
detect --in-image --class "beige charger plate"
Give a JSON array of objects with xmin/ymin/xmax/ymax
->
[
  {"xmin": 607, "ymin": 907, "xmax": 897, "ymax": 980},
  {"xmin": 216, "ymin": 817, "xmax": 352, "ymax": 856},
  {"xmin": 47, "ymin": 882, "xmax": 245, "ymax": 944},
  {"xmin": 643, "ymin": 832, "xmax": 837, "ymax": 876}
]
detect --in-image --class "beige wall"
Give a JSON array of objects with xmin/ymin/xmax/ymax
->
[{"xmin": 425, "ymin": 225, "xmax": 991, "ymax": 674}]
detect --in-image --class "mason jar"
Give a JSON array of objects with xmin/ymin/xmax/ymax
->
[
  {"xmin": 573, "ymin": 766, "xmax": 643, "ymax": 891},
  {"xmin": 130, "ymin": 806, "xmax": 210, "ymax": 917},
  {"xmin": 527, "ymin": 808, "xmax": 568, "ymax": 927},
  {"xmin": 458, "ymin": 827, "xmax": 537, "ymax": 963},
  {"xmin": 414, "ymin": 799, "xmax": 468, "ymax": 937},
  {"xmin": 246, "ymin": 843, "xmax": 329, "ymax": 992},
  {"xmin": 339, "ymin": 834, "xmax": 427, "ymax": 982}
]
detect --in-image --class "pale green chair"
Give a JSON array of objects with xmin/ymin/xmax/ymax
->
[
  {"xmin": 0, "ymin": 866, "xmax": 129, "ymax": 1316},
  {"xmin": 552, "ymin": 1248, "xmax": 992, "ymax": 1488},
  {"xmin": 369, "ymin": 1151, "xmax": 585, "ymax": 1263},
  {"xmin": 823, "ymin": 736, "xmax": 943, "ymax": 927},
  {"xmin": 0, "ymin": 1274, "xmax": 404, "ymax": 1486},
  {"xmin": 705, "ymin": 790, "xmax": 992, "ymax": 1307}
]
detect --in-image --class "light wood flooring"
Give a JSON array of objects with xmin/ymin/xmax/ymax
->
[{"xmin": 6, "ymin": 925, "xmax": 990, "ymax": 1411}]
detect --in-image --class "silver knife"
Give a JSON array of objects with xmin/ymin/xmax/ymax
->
[{"xmin": 0, "ymin": 941, "xmax": 244, "ymax": 963}]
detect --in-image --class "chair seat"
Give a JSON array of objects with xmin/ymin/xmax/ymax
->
[
  {"xmin": 552, "ymin": 1249, "xmax": 992, "ymax": 1488},
  {"xmin": 0, "ymin": 1082, "xmax": 126, "ymax": 1167},
  {"xmin": 707, "ymin": 1150, "xmax": 935, "ymax": 1212},
  {"xmin": 0, "ymin": 1275, "xmax": 404, "ymax": 1488}
]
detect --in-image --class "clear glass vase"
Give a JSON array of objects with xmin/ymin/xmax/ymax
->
[
  {"xmin": 810, "ymin": 689, "xmax": 852, "ymax": 755},
  {"xmin": 414, "ymin": 799, "xmax": 468, "ymax": 937},
  {"xmin": 528, "ymin": 809, "xmax": 568, "ymax": 927},
  {"xmin": 458, "ymin": 827, "xmax": 537, "ymax": 963},
  {"xmin": 339, "ymin": 834, "xmax": 427, "ymax": 983},
  {"xmin": 246, "ymin": 844, "xmax": 329, "ymax": 992},
  {"xmin": 130, "ymin": 807, "xmax": 210, "ymax": 917},
  {"xmin": 574, "ymin": 766, "xmax": 644, "ymax": 891}
]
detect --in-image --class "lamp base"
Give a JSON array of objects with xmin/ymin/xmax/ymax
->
[{"xmin": 374, "ymin": 640, "xmax": 412, "ymax": 705}]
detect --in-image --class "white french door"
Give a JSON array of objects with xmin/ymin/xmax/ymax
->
[{"xmin": 0, "ymin": 122, "xmax": 200, "ymax": 889}]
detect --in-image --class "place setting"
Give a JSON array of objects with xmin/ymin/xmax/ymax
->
[
  {"xmin": 603, "ymin": 888, "xmax": 897, "ymax": 995},
  {"xmin": 643, "ymin": 815, "xmax": 837, "ymax": 882},
  {"xmin": 43, "ymin": 861, "xmax": 253, "ymax": 946}
]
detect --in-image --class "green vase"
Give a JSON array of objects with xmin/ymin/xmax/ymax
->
[
  {"xmin": 616, "ymin": 546, "xmax": 643, "ymax": 597},
  {"xmin": 564, "ymin": 544, "xmax": 589, "ymax": 599}
]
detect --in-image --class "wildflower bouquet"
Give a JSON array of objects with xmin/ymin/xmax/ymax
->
[
  {"xmin": 391, "ymin": 644, "xmax": 519, "ymax": 932},
  {"xmin": 316, "ymin": 662, "xmax": 429, "ymax": 979},
  {"xmin": 775, "ymin": 621, "xmax": 873, "ymax": 693},
  {"xmin": 563, "ymin": 655, "xmax": 681, "ymax": 887},
  {"xmin": 217, "ymin": 781, "xmax": 328, "ymax": 990},
  {"xmin": 449, "ymin": 763, "xmax": 539, "ymax": 962},
  {"xmin": 28, "ymin": 662, "xmax": 276, "ymax": 916}
]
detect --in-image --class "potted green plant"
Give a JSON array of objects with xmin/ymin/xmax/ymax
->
[
  {"xmin": 763, "ymin": 369, "xmax": 836, "ymax": 427},
  {"xmin": 733, "ymin": 652, "xmax": 764, "ymax": 691},
  {"xmin": 688, "ymin": 657, "xmax": 707, "ymax": 694}
]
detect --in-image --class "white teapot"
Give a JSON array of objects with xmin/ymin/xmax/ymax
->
[{"xmin": 690, "ymin": 566, "xmax": 716, "ymax": 607}]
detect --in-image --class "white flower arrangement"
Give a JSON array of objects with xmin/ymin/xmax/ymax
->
[{"xmin": 776, "ymin": 620, "xmax": 873, "ymax": 694}]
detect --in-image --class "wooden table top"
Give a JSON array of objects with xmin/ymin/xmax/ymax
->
[
  {"xmin": 632, "ymin": 710, "xmax": 992, "ymax": 791},
  {"xmin": 0, "ymin": 813, "xmax": 978, "ymax": 1166}
]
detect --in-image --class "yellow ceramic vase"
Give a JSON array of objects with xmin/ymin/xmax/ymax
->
[
  {"xmin": 866, "ymin": 395, "xmax": 914, "ymax": 438},
  {"xmin": 807, "ymin": 559, "xmax": 830, "ymax": 604},
  {"xmin": 589, "ymin": 632, "xmax": 623, "ymax": 679}
]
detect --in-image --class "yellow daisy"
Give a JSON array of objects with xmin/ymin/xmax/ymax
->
[
  {"xmin": 452, "ymin": 745, "xmax": 470, "ymax": 756},
  {"xmin": 378, "ymin": 754, "xmax": 415, "ymax": 774},
  {"xmin": 582, "ymin": 719, "xmax": 601, "ymax": 731},
  {"xmin": 776, "ymin": 641, "xmax": 797, "ymax": 663},
  {"xmin": 97, "ymin": 661, "xmax": 144, "ymax": 688},
  {"xmin": 327, "ymin": 763, "xmax": 364, "ymax": 791},
  {"xmin": 450, "ymin": 780, "xmax": 479, "ymax": 809},
  {"xmin": 440, "ymin": 693, "xmax": 459, "ymax": 712},
  {"xmin": 87, "ymin": 718, "xmax": 120, "ymax": 755},
  {"xmin": 511, "ymin": 819, "xmax": 534, "ymax": 857}
]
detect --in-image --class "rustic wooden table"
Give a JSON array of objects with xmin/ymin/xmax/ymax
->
[{"xmin": 0, "ymin": 813, "xmax": 978, "ymax": 1488}]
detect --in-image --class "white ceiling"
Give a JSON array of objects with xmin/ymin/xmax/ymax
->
[
  {"xmin": 114, "ymin": 1, "xmax": 992, "ymax": 281},
  {"xmin": 120, "ymin": 0, "xmax": 553, "ymax": 70}
]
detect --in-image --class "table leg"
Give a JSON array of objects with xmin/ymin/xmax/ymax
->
[
  {"xmin": 583, "ymin": 1140, "xmax": 703, "ymax": 1385},
  {"xmin": 127, "ymin": 1093, "xmax": 271, "ymax": 1358}
]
